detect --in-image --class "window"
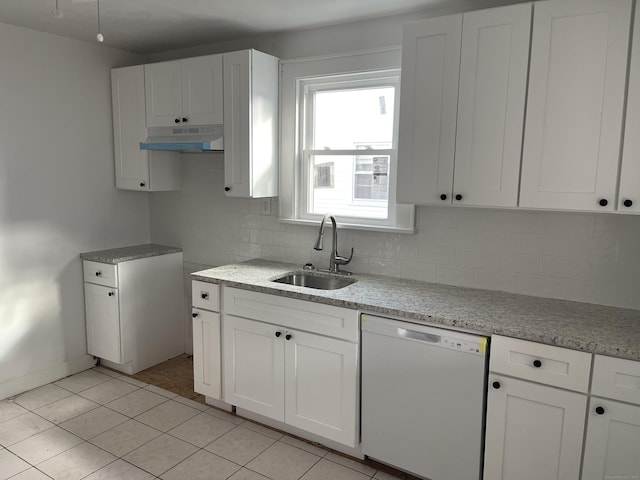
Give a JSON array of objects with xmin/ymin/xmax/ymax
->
[{"xmin": 280, "ymin": 49, "xmax": 414, "ymax": 233}]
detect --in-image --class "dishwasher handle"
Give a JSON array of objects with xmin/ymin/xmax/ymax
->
[{"xmin": 398, "ymin": 327, "xmax": 440, "ymax": 344}]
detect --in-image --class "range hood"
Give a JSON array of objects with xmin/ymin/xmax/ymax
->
[{"xmin": 140, "ymin": 125, "xmax": 224, "ymax": 152}]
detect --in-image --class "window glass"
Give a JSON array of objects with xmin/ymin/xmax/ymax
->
[
  {"xmin": 312, "ymin": 87, "xmax": 395, "ymax": 150},
  {"xmin": 303, "ymin": 80, "xmax": 396, "ymax": 220}
]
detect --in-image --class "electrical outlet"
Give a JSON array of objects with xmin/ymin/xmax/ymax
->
[{"xmin": 261, "ymin": 198, "xmax": 272, "ymax": 216}]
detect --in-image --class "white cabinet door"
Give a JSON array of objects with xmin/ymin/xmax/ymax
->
[
  {"xmin": 484, "ymin": 375, "xmax": 587, "ymax": 480},
  {"xmin": 520, "ymin": 0, "xmax": 632, "ymax": 211},
  {"xmin": 284, "ymin": 329, "xmax": 358, "ymax": 447},
  {"xmin": 397, "ymin": 14, "xmax": 462, "ymax": 205},
  {"xmin": 84, "ymin": 282, "xmax": 121, "ymax": 364},
  {"xmin": 111, "ymin": 66, "xmax": 150, "ymax": 191},
  {"xmin": 582, "ymin": 399, "xmax": 640, "ymax": 480},
  {"xmin": 223, "ymin": 315, "xmax": 285, "ymax": 422},
  {"xmin": 619, "ymin": 6, "xmax": 640, "ymax": 214},
  {"xmin": 192, "ymin": 308, "xmax": 221, "ymax": 399},
  {"xmin": 223, "ymin": 50, "xmax": 279, "ymax": 198},
  {"xmin": 453, "ymin": 4, "xmax": 531, "ymax": 207},
  {"xmin": 181, "ymin": 55, "xmax": 224, "ymax": 126},
  {"xmin": 144, "ymin": 60, "xmax": 182, "ymax": 128}
]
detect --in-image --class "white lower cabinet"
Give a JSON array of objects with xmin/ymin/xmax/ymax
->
[
  {"xmin": 581, "ymin": 354, "xmax": 640, "ymax": 479},
  {"xmin": 484, "ymin": 375, "xmax": 587, "ymax": 480},
  {"xmin": 222, "ymin": 287, "xmax": 359, "ymax": 447},
  {"xmin": 192, "ymin": 309, "xmax": 221, "ymax": 399},
  {"xmin": 84, "ymin": 282, "xmax": 121, "ymax": 363},
  {"xmin": 224, "ymin": 315, "xmax": 285, "ymax": 420},
  {"xmin": 484, "ymin": 336, "xmax": 591, "ymax": 480},
  {"xmin": 191, "ymin": 281, "xmax": 221, "ymax": 400},
  {"xmin": 582, "ymin": 399, "xmax": 640, "ymax": 479},
  {"xmin": 283, "ymin": 328, "xmax": 358, "ymax": 446}
]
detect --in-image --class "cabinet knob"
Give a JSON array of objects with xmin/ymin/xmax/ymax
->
[
  {"xmin": 95, "ymin": 272, "xmax": 102, "ymax": 277},
  {"xmin": 440, "ymin": 194, "xmax": 448, "ymax": 201},
  {"xmin": 201, "ymin": 292, "xmax": 209, "ymax": 300},
  {"xmin": 455, "ymin": 194, "xmax": 463, "ymax": 201},
  {"xmin": 139, "ymin": 182, "xmax": 146, "ymax": 187},
  {"xmin": 224, "ymin": 187, "xmax": 231, "ymax": 192},
  {"xmin": 175, "ymin": 118, "xmax": 180, "ymax": 123},
  {"xmin": 533, "ymin": 359, "xmax": 542, "ymax": 368},
  {"xmin": 285, "ymin": 334, "xmax": 292, "ymax": 341},
  {"xmin": 108, "ymin": 291, "xmax": 114, "ymax": 296},
  {"xmin": 623, "ymin": 199, "xmax": 633, "ymax": 208},
  {"xmin": 192, "ymin": 312, "xmax": 198, "ymax": 318},
  {"xmin": 599, "ymin": 198, "xmax": 608, "ymax": 207},
  {"xmin": 595, "ymin": 406, "xmax": 605, "ymax": 415},
  {"xmin": 492, "ymin": 381, "xmax": 501, "ymax": 389},
  {"xmin": 182, "ymin": 117, "xmax": 188, "ymax": 123},
  {"xmin": 275, "ymin": 331, "xmax": 282, "ymax": 338}
]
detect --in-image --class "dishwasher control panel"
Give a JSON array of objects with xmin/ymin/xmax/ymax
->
[{"xmin": 442, "ymin": 336, "xmax": 486, "ymax": 355}]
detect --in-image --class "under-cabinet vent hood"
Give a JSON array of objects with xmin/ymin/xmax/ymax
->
[{"xmin": 140, "ymin": 125, "xmax": 224, "ymax": 151}]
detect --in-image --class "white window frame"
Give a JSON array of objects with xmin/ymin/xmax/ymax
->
[{"xmin": 279, "ymin": 48, "xmax": 415, "ymax": 233}]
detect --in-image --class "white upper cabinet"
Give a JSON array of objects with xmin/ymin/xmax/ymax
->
[
  {"xmin": 619, "ymin": 6, "xmax": 640, "ymax": 214},
  {"xmin": 112, "ymin": 66, "xmax": 149, "ymax": 190},
  {"xmin": 144, "ymin": 54, "xmax": 223, "ymax": 128},
  {"xmin": 397, "ymin": 14, "xmax": 462, "ymax": 205},
  {"xmin": 520, "ymin": 0, "xmax": 632, "ymax": 212},
  {"xmin": 223, "ymin": 49, "xmax": 279, "ymax": 198},
  {"xmin": 397, "ymin": 4, "xmax": 531, "ymax": 207},
  {"xmin": 453, "ymin": 4, "xmax": 531, "ymax": 207},
  {"xmin": 111, "ymin": 66, "xmax": 181, "ymax": 191}
]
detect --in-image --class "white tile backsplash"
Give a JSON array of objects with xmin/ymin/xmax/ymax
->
[{"xmin": 150, "ymin": 154, "xmax": 640, "ymax": 310}]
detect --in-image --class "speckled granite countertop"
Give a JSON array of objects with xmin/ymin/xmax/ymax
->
[
  {"xmin": 193, "ymin": 259, "xmax": 640, "ymax": 361},
  {"xmin": 81, "ymin": 243, "xmax": 182, "ymax": 264}
]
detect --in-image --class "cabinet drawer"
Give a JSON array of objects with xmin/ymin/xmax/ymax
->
[
  {"xmin": 223, "ymin": 287, "xmax": 358, "ymax": 342},
  {"xmin": 592, "ymin": 355, "xmax": 640, "ymax": 405},
  {"xmin": 192, "ymin": 280, "xmax": 220, "ymax": 311},
  {"xmin": 83, "ymin": 261, "xmax": 118, "ymax": 288},
  {"xmin": 490, "ymin": 335, "xmax": 591, "ymax": 392}
]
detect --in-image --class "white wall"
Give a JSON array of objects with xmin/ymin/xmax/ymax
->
[
  {"xmin": 0, "ymin": 23, "xmax": 150, "ymax": 399},
  {"xmin": 149, "ymin": 10, "xmax": 640, "ymax": 313},
  {"xmin": 150, "ymin": 156, "xmax": 640, "ymax": 311}
]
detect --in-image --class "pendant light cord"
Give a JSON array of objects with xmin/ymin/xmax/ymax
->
[{"xmin": 96, "ymin": 0, "xmax": 104, "ymax": 42}]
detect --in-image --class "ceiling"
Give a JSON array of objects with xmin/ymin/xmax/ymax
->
[{"xmin": 0, "ymin": 0, "xmax": 451, "ymax": 55}]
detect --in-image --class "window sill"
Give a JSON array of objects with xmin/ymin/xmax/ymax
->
[{"xmin": 278, "ymin": 217, "xmax": 415, "ymax": 234}]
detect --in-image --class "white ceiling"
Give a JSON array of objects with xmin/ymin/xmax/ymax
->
[{"xmin": 0, "ymin": 0, "xmax": 454, "ymax": 54}]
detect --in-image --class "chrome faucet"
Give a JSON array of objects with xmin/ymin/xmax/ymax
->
[{"xmin": 313, "ymin": 214, "xmax": 354, "ymax": 273}]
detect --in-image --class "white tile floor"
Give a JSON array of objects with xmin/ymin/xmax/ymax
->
[{"xmin": 0, "ymin": 368, "xmax": 402, "ymax": 480}]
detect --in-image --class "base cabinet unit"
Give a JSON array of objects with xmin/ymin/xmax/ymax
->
[
  {"xmin": 84, "ymin": 281, "xmax": 121, "ymax": 363},
  {"xmin": 222, "ymin": 287, "xmax": 358, "ymax": 447},
  {"xmin": 484, "ymin": 335, "xmax": 592, "ymax": 480},
  {"xmin": 581, "ymin": 355, "xmax": 640, "ymax": 479},
  {"xmin": 222, "ymin": 49, "xmax": 279, "ymax": 198},
  {"xmin": 111, "ymin": 66, "xmax": 181, "ymax": 191},
  {"xmin": 484, "ymin": 375, "xmax": 587, "ymax": 480},
  {"xmin": 82, "ymin": 248, "xmax": 184, "ymax": 375},
  {"xmin": 192, "ymin": 280, "xmax": 221, "ymax": 400}
]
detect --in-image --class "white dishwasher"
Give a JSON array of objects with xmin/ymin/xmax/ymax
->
[{"xmin": 361, "ymin": 314, "xmax": 488, "ymax": 480}]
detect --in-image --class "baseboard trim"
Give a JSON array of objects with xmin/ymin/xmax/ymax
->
[{"xmin": 0, "ymin": 354, "xmax": 96, "ymax": 400}]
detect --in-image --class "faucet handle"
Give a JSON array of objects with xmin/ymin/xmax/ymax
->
[{"xmin": 335, "ymin": 248, "xmax": 354, "ymax": 266}]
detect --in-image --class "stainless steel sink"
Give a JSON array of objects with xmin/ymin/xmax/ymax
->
[{"xmin": 272, "ymin": 272, "xmax": 357, "ymax": 290}]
